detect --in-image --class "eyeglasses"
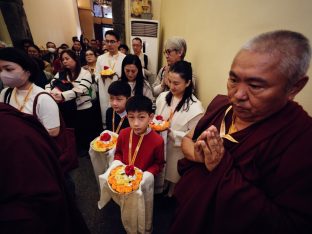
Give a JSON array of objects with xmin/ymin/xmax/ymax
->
[
  {"xmin": 163, "ymin": 49, "xmax": 177, "ymax": 55},
  {"xmin": 105, "ymin": 40, "xmax": 117, "ymax": 45}
]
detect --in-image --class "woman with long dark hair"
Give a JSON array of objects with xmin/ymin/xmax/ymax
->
[
  {"xmin": 120, "ymin": 54, "xmax": 154, "ymax": 101},
  {"xmin": 46, "ymin": 49, "xmax": 95, "ymax": 151},
  {"xmin": 155, "ymin": 60, "xmax": 204, "ymax": 196}
]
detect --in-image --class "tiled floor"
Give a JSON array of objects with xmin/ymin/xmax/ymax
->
[{"xmin": 71, "ymin": 156, "xmax": 175, "ymax": 234}]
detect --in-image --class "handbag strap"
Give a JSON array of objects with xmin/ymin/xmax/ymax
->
[
  {"xmin": 4, "ymin": 87, "xmax": 13, "ymax": 104},
  {"xmin": 33, "ymin": 92, "xmax": 66, "ymax": 129}
]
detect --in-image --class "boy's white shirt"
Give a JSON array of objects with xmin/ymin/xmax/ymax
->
[{"xmin": 98, "ymin": 160, "xmax": 154, "ymax": 234}]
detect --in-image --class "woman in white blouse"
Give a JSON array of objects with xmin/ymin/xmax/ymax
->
[
  {"xmin": 46, "ymin": 49, "xmax": 95, "ymax": 150},
  {"xmin": 155, "ymin": 60, "xmax": 204, "ymax": 196},
  {"xmin": 120, "ymin": 54, "xmax": 154, "ymax": 102}
]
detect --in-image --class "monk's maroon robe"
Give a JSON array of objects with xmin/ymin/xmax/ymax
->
[
  {"xmin": 0, "ymin": 104, "xmax": 89, "ymax": 234},
  {"xmin": 170, "ymin": 95, "xmax": 312, "ymax": 234}
]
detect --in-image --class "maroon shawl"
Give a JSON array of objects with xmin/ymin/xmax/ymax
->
[
  {"xmin": 0, "ymin": 104, "xmax": 89, "ymax": 234},
  {"xmin": 170, "ymin": 95, "xmax": 312, "ymax": 234}
]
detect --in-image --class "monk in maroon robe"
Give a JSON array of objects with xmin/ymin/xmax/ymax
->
[
  {"xmin": 0, "ymin": 103, "xmax": 89, "ymax": 234},
  {"xmin": 170, "ymin": 30, "xmax": 312, "ymax": 233}
]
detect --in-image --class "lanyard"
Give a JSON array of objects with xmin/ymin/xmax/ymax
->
[
  {"xmin": 220, "ymin": 106, "xmax": 239, "ymax": 143},
  {"xmin": 167, "ymin": 110, "xmax": 175, "ymax": 122},
  {"xmin": 128, "ymin": 129, "xmax": 145, "ymax": 165},
  {"xmin": 13, "ymin": 84, "xmax": 33, "ymax": 112},
  {"xmin": 112, "ymin": 111, "xmax": 126, "ymax": 134}
]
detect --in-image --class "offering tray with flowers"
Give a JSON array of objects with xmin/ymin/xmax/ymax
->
[
  {"xmin": 91, "ymin": 130, "xmax": 118, "ymax": 152},
  {"xmin": 108, "ymin": 165, "xmax": 143, "ymax": 194},
  {"xmin": 149, "ymin": 115, "xmax": 170, "ymax": 132},
  {"xmin": 100, "ymin": 66, "xmax": 116, "ymax": 78}
]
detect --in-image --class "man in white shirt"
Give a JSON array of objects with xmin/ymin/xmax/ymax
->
[
  {"xmin": 95, "ymin": 30, "xmax": 126, "ymax": 128},
  {"xmin": 132, "ymin": 37, "xmax": 154, "ymax": 86}
]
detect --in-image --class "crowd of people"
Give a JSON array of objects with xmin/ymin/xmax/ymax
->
[{"xmin": 1, "ymin": 29, "xmax": 312, "ymax": 233}]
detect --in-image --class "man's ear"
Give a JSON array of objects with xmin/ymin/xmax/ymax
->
[{"xmin": 288, "ymin": 76, "xmax": 309, "ymax": 100}]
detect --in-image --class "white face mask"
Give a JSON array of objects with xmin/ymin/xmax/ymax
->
[
  {"xmin": 0, "ymin": 70, "xmax": 29, "ymax": 88},
  {"xmin": 47, "ymin": 47, "xmax": 56, "ymax": 53}
]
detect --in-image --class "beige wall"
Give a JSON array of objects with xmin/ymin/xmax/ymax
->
[
  {"xmin": 160, "ymin": 0, "xmax": 312, "ymax": 115},
  {"xmin": 23, "ymin": 0, "xmax": 81, "ymax": 48}
]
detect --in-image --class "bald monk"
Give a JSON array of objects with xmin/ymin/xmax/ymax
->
[{"xmin": 170, "ymin": 30, "xmax": 312, "ymax": 234}]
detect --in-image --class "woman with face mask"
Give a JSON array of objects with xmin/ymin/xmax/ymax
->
[{"xmin": 0, "ymin": 47, "xmax": 60, "ymax": 137}]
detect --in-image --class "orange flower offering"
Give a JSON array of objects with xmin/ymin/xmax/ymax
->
[
  {"xmin": 100, "ymin": 65, "xmax": 115, "ymax": 77},
  {"xmin": 108, "ymin": 165, "xmax": 143, "ymax": 194},
  {"xmin": 91, "ymin": 130, "xmax": 118, "ymax": 152},
  {"xmin": 149, "ymin": 115, "xmax": 170, "ymax": 132}
]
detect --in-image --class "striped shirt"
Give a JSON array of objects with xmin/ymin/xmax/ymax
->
[{"xmin": 46, "ymin": 68, "xmax": 92, "ymax": 110}]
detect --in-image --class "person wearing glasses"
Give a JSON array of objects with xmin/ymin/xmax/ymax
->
[
  {"xmin": 95, "ymin": 30, "xmax": 126, "ymax": 128},
  {"xmin": 83, "ymin": 48, "xmax": 102, "ymax": 135},
  {"xmin": 132, "ymin": 37, "xmax": 155, "ymax": 87},
  {"xmin": 152, "ymin": 37, "xmax": 196, "ymax": 97}
]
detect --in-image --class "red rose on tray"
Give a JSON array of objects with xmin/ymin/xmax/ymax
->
[
  {"xmin": 100, "ymin": 132, "xmax": 111, "ymax": 142},
  {"xmin": 104, "ymin": 65, "xmax": 110, "ymax": 70},
  {"xmin": 155, "ymin": 115, "xmax": 164, "ymax": 121},
  {"xmin": 125, "ymin": 165, "xmax": 135, "ymax": 176}
]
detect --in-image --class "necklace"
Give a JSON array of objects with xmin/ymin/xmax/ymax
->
[
  {"xmin": 128, "ymin": 129, "xmax": 145, "ymax": 165},
  {"xmin": 220, "ymin": 105, "xmax": 239, "ymax": 143},
  {"xmin": 112, "ymin": 111, "xmax": 126, "ymax": 134},
  {"xmin": 13, "ymin": 84, "xmax": 33, "ymax": 112}
]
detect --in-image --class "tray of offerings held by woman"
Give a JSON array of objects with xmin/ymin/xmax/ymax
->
[
  {"xmin": 107, "ymin": 165, "xmax": 143, "ymax": 194},
  {"xmin": 149, "ymin": 115, "xmax": 170, "ymax": 132},
  {"xmin": 90, "ymin": 130, "xmax": 118, "ymax": 153}
]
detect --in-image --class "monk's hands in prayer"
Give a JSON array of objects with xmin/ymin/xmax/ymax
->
[
  {"xmin": 194, "ymin": 137, "xmax": 205, "ymax": 163},
  {"xmin": 196, "ymin": 125, "xmax": 225, "ymax": 171}
]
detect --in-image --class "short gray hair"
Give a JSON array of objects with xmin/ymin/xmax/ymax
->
[
  {"xmin": 165, "ymin": 37, "xmax": 187, "ymax": 59},
  {"xmin": 241, "ymin": 30, "xmax": 311, "ymax": 89}
]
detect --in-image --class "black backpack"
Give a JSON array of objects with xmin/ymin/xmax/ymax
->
[{"xmin": 143, "ymin": 54, "xmax": 148, "ymax": 69}]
